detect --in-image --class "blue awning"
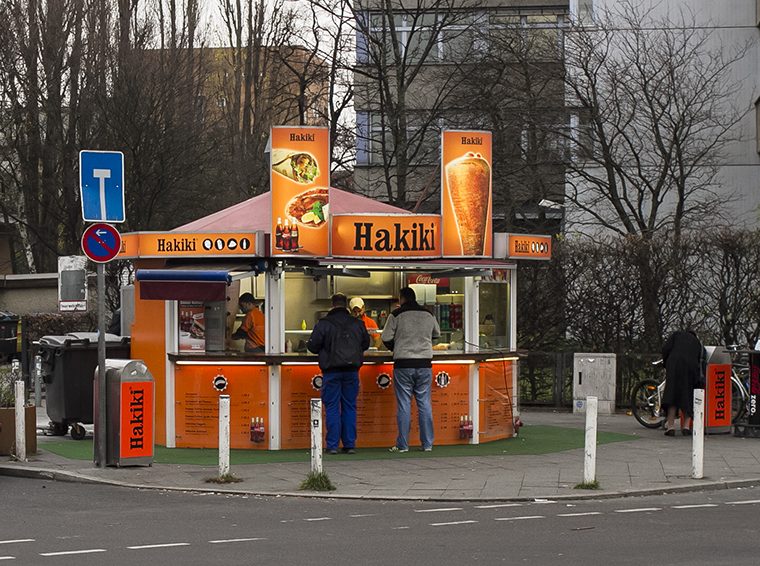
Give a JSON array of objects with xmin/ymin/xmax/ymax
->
[{"xmin": 136, "ymin": 269, "xmax": 234, "ymax": 302}]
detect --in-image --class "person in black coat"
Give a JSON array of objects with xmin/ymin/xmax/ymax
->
[
  {"xmin": 306, "ymin": 293, "xmax": 370, "ymax": 454},
  {"xmin": 662, "ymin": 329, "xmax": 706, "ymax": 436}
]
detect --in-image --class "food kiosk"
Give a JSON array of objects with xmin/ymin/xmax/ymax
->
[{"xmin": 121, "ymin": 126, "xmax": 552, "ymax": 450}]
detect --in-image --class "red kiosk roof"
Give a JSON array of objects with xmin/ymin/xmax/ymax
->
[{"xmin": 175, "ymin": 188, "xmax": 408, "ymax": 233}]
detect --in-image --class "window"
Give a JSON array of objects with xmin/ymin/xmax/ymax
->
[{"xmin": 355, "ymin": 111, "xmax": 441, "ymax": 166}]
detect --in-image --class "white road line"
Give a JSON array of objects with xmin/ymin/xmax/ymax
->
[
  {"xmin": 475, "ymin": 503, "xmax": 522, "ymax": 509},
  {"xmin": 208, "ymin": 538, "xmax": 266, "ymax": 544},
  {"xmin": 304, "ymin": 517, "xmax": 332, "ymax": 522},
  {"xmin": 726, "ymin": 499, "xmax": 760, "ymax": 505},
  {"xmin": 614, "ymin": 508, "xmax": 661, "ymax": 513},
  {"xmin": 672, "ymin": 504, "xmax": 718, "ymax": 509},
  {"xmin": 127, "ymin": 543, "xmax": 190, "ymax": 550},
  {"xmin": 0, "ymin": 541, "xmax": 33, "ymax": 545},
  {"xmin": 40, "ymin": 549, "xmax": 106, "ymax": 557},
  {"xmin": 430, "ymin": 520, "xmax": 479, "ymax": 527},
  {"xmin": 349, "ymin": 514, "xmax": 376, "ymax": 518},
  {"xmin": 414, "ymin": 507, "xmax": 463, "ymax": 513},
  {"xmin": 0, "ymin": 557, "xmax": 15, "ymax": 561},
  {"xmin": 557, "ymin": 512, "xmax": 603, "ymax": 517},
  {"xmin": 392, "ymin": 526, "xmax": 410, "ymax": 530},
  {"xmin": 495, "ymin": 515, "xmax": 545, "ymax": 521}
]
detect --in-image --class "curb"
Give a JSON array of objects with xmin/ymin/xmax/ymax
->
[{"xmin": 1, "ymin": 463, "xmax": 758, "ymax": 502}]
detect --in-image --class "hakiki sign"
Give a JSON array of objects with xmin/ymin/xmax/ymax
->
[
  {"xmin": 331, "ymin": 214, "xmax": 441, "ymax": 258},
  {"xmin": 507, "ymin": 234, "xmax": 552, "ymax": 261},
  {"xmin": 117, "ymin": 232, "xmax": 263, "ymax": 258}
]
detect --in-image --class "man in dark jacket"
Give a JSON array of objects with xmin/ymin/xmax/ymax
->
[
  {"xmin": 307, "ymin": 293, "xmax": 370, "ymax": 454},
  {"xmin": 382, "ymin": 287, "xmax": 441, "ymax": 452},
  {"xmin": 662, "ymin": 329, "xmax": 707, "ymax": 436}
]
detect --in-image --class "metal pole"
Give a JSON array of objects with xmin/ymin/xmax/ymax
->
[
  {"xmin": 96, "ymin": 262, "xmax": 107, "ymax": 467},
  {"xmin": 34, "ymin": 354, "xmax": 42, "ymax": 407},
  {"xmin": 310, "ymin": 398, "xmax": 323, "ymax": 474},
  {"xmin": 219, "ymin": 395, "xmax": 230, "ymax": 477},
  {"xmin": 583, "ymin": 396, "xmax": 598, "ymax": 484},
  {"xmin": 14, "ymin": 380, "xmax": 26, "ymax": 462},
  {"xmin": 692, "ymin": 389, "xmax": 705, "ymax": 479}
]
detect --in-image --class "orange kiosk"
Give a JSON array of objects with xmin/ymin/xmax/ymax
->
[{"xmin": 122, "ymin": 126, "xmax": 552, "ymax": 450}]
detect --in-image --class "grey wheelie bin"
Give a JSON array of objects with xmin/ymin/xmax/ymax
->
[{"xmin": 38, "ymin": 332, "xmax": 131, "ymax": 439}]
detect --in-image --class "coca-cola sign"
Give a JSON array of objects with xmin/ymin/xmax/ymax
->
[{"xmin": 407, "ymin": 274, "xmax": 449, "ymax": 286}]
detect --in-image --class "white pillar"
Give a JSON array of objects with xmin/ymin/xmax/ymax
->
[
  {"xmin": 583, "ymin": 396, "xmax": 598, "ymax": 484},
  {"xmin": 34, "ymin": 354, "xmax": 42, "ymax": 407},
  {"xmin": 218, "ymin": 395, "xmax": 230, "ymax": 477},
  {"xmin": 14, "ymin": 380, "xmax": 26, "ymax": 462},
  {"xmin": 692, "ymin": 389, "xmax": 705, "ymax": 480},
  {"xmin": 310, "ymin": 398, "xmax": 323, "ymax": 474}
]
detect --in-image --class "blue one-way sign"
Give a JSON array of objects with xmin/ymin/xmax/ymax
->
[{"xmin": 79, "ymin": 150, "xmax": 125, "ymax": 223}]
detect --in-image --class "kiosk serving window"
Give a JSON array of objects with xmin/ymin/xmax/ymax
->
[{"xmin": 478, "ymin": 272, "xmax": 511, "ymax": 351}]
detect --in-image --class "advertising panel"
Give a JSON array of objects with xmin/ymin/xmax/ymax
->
[
  {"xmin": 706, "ymin": 363, "xmax": 732, "ymax": 428},
  {"xmin": 507, "ymin": 234, "xmax": 552, "ymax": 260},
  {"xmin": 441, "ymin": 130, "xmax": 493, "ymax": 257},
  {"xmin": 117, "ymin": 232, "xmax": 262, "ymax": 258},
  {"xmin": 119, "ymin": 380, "xmax": 154, "ymax": 459},
  {"xmin": 331, "ymin": 214, "xmax": 441, "ymax": 259},
  {"xmin": 178, "ymin": 301, "xmax": 205, "ymax": 351},
  {"xmin": 270, "ymin": 126, "xmax": 330, "ymax": 256}
]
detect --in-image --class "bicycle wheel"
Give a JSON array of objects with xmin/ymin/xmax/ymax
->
[
  {"xmin": 631, "ymin": 379, "xmax": 665, "ymax": 429},
  {"xmin": 731, "ymin": 376, "xmax": 747, "ymax": 424}
]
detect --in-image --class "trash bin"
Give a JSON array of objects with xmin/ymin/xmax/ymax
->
[
  {"xmin": 98, "ymin": 359, "xmax": 154, "ymax": 467},
  {"xmin": 38, "ymin": 332, "xmax": 131, "ymax": 439},
  {"xmin": 0, "ymin": 311, "xmax": 20, "ymax": 361}
]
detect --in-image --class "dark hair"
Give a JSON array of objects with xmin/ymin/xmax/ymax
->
[
  {"xmin": 399, "ymin": 287, "xmax": 416, "ymax": 303},
  {"xmin": 331, "ymin": 293, "xmax": 348, "ymax": 307},
  {"xmin": 239, "ymin": 292, "xmax": 255, "ymax": 304}
]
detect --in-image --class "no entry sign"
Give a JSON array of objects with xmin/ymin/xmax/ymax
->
[{"xmin": 82, "ymin": 223, "xmax": 122, "ymax": 263}]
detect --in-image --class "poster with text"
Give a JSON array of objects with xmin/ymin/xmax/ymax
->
[
  {"xmin": 270, "ymin": 126, "xmax": 330, "ymax": 256},
  {"xmin": 441, "ymin": 130, "xmax": 493, "ymax": 257}
]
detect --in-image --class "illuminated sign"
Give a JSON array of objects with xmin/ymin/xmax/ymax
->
[
  {"xmin": 117, "ymin": 232, "xmax": 263, "ymax": 258},
  {"xmin": 331, "ymin": 214, "xmax": 441, "ymax": 258},
  {"xmin": 507, "ymin": 234, "xmax": 552, "ymax": 260}
]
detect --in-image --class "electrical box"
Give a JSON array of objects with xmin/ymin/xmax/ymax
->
[{"xmin": 573, "ymin": 353, "xmax": 616, "ymax": 415}]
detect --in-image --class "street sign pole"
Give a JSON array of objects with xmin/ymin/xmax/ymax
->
[{"xmin": 96, "ymin": 262, "xmax": 107, "ymax": 468}]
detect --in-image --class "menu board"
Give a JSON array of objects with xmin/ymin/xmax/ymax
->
[
  {"xmin": 174, "ymin": 365, "xmax": 269, "ymax": 449},
  {"xmin": 478, "ymin": 360, "xmax": 514, "ymax": 441},
  {"xmin": 270, "ymin": 126, "xmax": 330, "ymax": 256},
  {"xmin": 441, "ymin": 130, "xmax": 493, "ymax": 258}
]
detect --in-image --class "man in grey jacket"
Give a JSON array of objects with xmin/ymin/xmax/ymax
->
[{"xmin": 382, "ymin": 286, "xmax": 441, "ymax": 452}]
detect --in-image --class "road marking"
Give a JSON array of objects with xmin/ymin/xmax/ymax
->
[
  {"xmin": 392, "ymin": 526, "xmax": 410, "ymax": 530},
  {"xmin": 40, "ymin": 549, "xmax": 106, "ymax": 557},
  {"xmin": 475, "ymin": 503, "xmax": 522, "ymax": 509},
  {"xmin": 414, "ymin": 507, "xmax": 463, "ymax": 513},
  {"xmin": 0, "ymin": 541, "xmax": 33, "ymax": 545},
  {"xmin": 614, "ymin": 508, "xmax": 661, "ymax": 513},
  {"xmin": 672, "ymin": 504, "xmax": 718, "ymax": 509},
  {"xmin": 430, "ymin": 520, "xmax": 478, "ymax": 527},
  {"xmin": 0, "ymin": 558, "xmax": 15, "ymax": 561},
  {"xmin": 557, "ymin": 512, "xmax": 603, "ymax": 517},
  {"xmin": 495, "ymin": 515, "xmax": 545, "ymax": 521},
  {"xmin": 304, "ymin": 517, "xmax": 332, "ymax": 522},
  {"xmin": 127, "ymin": 543, "xmax": 190, "ymax": 550},
  {"xmin": 726, "ymin": 499, "xmax": 760, "ymax": 505},
  {"xmin": 349, "ymin": 514, "xmax": 376, "ymax": 518},
  {"xmin": 209, "ymin": 538, "xmax": 266, "ymax": 544}
]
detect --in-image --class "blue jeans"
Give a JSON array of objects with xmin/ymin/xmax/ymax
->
[
  {"xmin": 321, "ymin": 370, "xmax": 359, "ymax": 450},
  {"xmin": 393, "ymin": 367, "xmax": 434, "ymax": 450}
]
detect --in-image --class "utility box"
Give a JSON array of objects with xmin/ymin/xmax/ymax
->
[
  {"xmin": 98, "ymin": 359, "xmax": 154, "ymax": 467},
  {"xmin": 573, "ymin": 353, "xmax": 616, "ymax": 415}
]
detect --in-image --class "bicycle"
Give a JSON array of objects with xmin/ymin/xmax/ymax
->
[{"xmin": 630, "ymin": 355, "xmax": 749, "ymax": 429}]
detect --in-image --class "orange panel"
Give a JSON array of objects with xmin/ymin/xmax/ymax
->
[
  {"xmin": 479, "ymin": 360, "xmax": 515, "ymax": 441},
  {"xmin": 174, "ymin": 364, "xmax": 269, "ymax": 449},
  {"xmin": 119, "ymin": 381, "xmax": 154, "ymax": 459},
  {"xmin": 706, "ymin": 363, "xmax": 732, "ymax": 428}
]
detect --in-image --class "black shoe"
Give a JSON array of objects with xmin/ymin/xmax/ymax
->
[
  {"xmin": 664, "ymin": 429, "xmax": 675, "ymax": 437},
  {"xmin": 682, "ymin": 429, "xmax": 692, "ymax": 436},
  {"xmin": 342, "ymin": 448, "xmax": 356, "ymax": 454},
  {"xmin": 326, "ymin": 448, "xmax": 338, "ymax": 455}
]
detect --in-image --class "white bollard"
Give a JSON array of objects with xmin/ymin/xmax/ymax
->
[
  {"xmin": 218, "ymin": 395, "xmax": 230, "ymax": 477},
  {"xmin": 692, "ymin": 389, "xmax": 705, "ymax": 479},
  {"xmin": 15, "ymin": 380, "xmax": 26, "ymax": 462},
  {"xmin": 34, "ymin": 354, "xmax": 42, "ymax": 407},
  {"xmin": 310, "ymin": 398, "xmax": 323, "ymax": 474},
  {"xmin": 583, "ymin": 396, "xmax": 598, "ymax": 484}
]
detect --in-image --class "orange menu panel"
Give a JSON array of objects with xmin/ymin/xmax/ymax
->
[
  {"xmin": 174, "ymin": 365, "xmax": 269, "ymax": 449},
  {"xmin": 479, "ymin": 360, "xmax": 515, "ymax": 441},
  {"xmin": 280, "ymin": 364, "xmax": 472, "ymax": 449}
]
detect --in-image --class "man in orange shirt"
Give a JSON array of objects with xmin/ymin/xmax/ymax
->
[
  {"xmin": 350, "ymin": 297, "xmax": 380, "ymax": 347},
  {"xmin": 232, "ymin": 293, "xmax": 265, "ymax": 353}
]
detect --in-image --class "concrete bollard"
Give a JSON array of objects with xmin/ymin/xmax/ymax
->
[
  {"xmin": 15, "ymin": 380, "xmax": 26, "ymax": 462},
  {"xmin": 310, "ymin": 398, "xmax": 323, "ymax": 474},
  {"xmin": 692, "ymin": 389, "xmax": 705, "ymax": 479},
  {"xmin": 218, "ymin": 395, "xmax": 230, "ymax": 477},
  {"xmin": 583, "ymin": 396, "xmax": 598, "ymax": 484}
]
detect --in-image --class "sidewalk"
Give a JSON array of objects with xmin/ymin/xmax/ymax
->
[{"xmin": 2, "ymin": 409, "xmax": 760, "ymax": 501}]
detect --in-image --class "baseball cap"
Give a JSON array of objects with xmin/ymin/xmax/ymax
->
[{"xmin": 349, "ymin": 297, "xmax": 364, "ymax": 310}]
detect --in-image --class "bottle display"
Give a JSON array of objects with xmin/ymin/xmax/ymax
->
[
  {"xmin": 275, "ymin": 217, "xmax": 283, "ymax": 249},
  {"xmin": 290, "ymin": 218, "xmax": 299, "ymax": 250},
  {"xmin": 282, "ymin": 219, "xmax": 292, "ymax": 251}
]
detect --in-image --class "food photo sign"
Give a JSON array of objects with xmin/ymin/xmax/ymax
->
[
  {"xmin": 270, "ymin": 126, "xmax": 330, "ymax": 256},
  {"xmin": 441, "ymin": 130, "xmax": 493, "ymax": 258}
]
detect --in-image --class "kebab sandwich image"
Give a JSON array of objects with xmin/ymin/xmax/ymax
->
[{"xmin": 271, "ymin": 149, "xmax": 319, "ymax": 184}]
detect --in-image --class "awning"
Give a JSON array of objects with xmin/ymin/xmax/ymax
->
[{"xmin": 136, "ymin": 262, "xmax": 264, "ymax": 301}]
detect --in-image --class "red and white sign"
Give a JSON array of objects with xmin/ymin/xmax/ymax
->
[
  {"xmin": 81, "ymin": 223, "xmax": 121, "ymax": 263},
  {"xmin": 407, "ymin": 274, "xmax": 450, "ymax": 287}
]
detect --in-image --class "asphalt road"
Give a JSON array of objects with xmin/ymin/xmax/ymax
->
[{"xmin": 1, "ymin": 477, "xmax": 759, "ymax": 565}]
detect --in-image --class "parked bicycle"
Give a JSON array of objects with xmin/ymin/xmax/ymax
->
[{"xmin": 630, "ymin": 352, "xmax": 749, "ymax": 429}]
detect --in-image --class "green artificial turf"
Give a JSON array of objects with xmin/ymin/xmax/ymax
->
[{"xmin": 38, "ymin": 425, "xmax": 636, "ymax": 465}]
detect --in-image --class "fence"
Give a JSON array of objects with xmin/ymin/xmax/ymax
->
[{"xmin": 519, "ymin": 351, "xmax": 661, "ymax": 409}]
